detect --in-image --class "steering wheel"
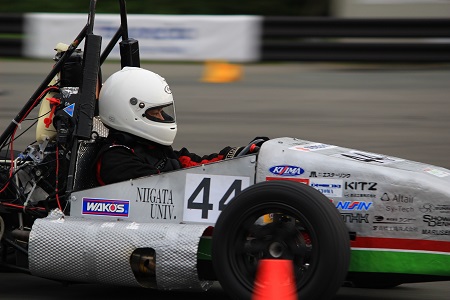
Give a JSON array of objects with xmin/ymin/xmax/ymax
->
[{"xmin": 236, "ymin": 139, "xmax": 266, "ymax": 157}]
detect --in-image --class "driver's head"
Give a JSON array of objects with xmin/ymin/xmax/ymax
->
[{"xmin": 98, "ymin": 67, "xmax": 177, "ymax": 145}]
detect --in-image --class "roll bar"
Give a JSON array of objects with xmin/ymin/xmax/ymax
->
[{"xmin": 0, "ymin": 0, "xmax": 139, "ymax": 148}]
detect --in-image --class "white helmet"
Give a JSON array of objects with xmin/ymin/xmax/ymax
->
[{"xmin": 98, "ymin": 67, "xmax": 177, "ymax": 145}]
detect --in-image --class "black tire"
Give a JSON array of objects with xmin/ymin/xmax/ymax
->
[{"xmin": 212, "ymin": 180, "xmax": 351, "ymax": 300}]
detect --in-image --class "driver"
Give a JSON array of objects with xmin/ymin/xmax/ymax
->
[{"xmin": 96, "ymin": 67, "xmax": 266, "ymax": 185}]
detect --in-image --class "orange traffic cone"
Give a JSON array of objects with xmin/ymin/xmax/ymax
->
[
  {"xmin": 201, "ymin": 60, "xmax": 242, "ymax": 83},
  {"xmin": 252, "ymin": 259, "xmax": 298, "ymax": 300}
]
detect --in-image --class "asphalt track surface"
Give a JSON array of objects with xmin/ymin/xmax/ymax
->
[{"xmin": 1, "ymin": 59, "xmax": 450, "ymax": 299}]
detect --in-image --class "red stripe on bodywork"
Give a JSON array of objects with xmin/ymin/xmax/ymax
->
[{"xmin": 351, "ymin": 237, "xmax": 450, "ymax": 253}]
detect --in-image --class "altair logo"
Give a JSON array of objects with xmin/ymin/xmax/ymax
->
[
  {"xmin": 82, "ymin": 198, "xmax": 130, "ymax": 217},
  {"xmin": 269, "ymin": 165, "xmax": 305, "ymax": 176}
]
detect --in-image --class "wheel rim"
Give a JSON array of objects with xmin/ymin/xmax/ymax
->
[{"xmin": 227, "ymin": 202, "xmax": 319, "ymax": 292}]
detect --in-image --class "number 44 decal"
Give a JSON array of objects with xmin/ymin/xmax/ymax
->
[{"xmin": 183, "ymin": 174, "xmax": 250, "ymax": 223}]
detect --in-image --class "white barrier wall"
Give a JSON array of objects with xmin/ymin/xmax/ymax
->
[
  {"xmin": 24, "ymin": 14, "xmax": 262, "ymax": 62},
  {"xmin": 331, "ymin": 0, "xmax": 450, "ymax": 18}
]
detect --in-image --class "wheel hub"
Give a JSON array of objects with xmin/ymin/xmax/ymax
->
[{"xmin": 268, "ymin": 241, "xmax": 285, "ymax": 258}]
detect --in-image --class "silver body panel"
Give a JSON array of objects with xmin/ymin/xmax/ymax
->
[
  {"xmin": 256, "ymin": 138, "xmax": 450, "ymax": 242},
  {"xmin": 29, "ymin": 137, "xmax": 450, "ymax": 287},
  {"xmin": 29, "ymin": 155, "xmax": 256, "ymax": 288},
  {"xmin": 70, "ymin": 155, "xmax": 256, "ymax": 224},
  {"xmin": 29, "ymin": 211, "xmax": 210, "ymax": 289}
]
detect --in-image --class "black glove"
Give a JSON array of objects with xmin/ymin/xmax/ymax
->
[
  {"xmin": 225, "ymin": 136, "xmax": 270, "ymax": 159},
  {"xmin": 248, "ymin": 136, "xmax": 269, "ymax": 148},
  {"xmin": 224, "ymin": 146, "xmax": 244, "ymax": 159},
  {"xmin": 244, "ymin": 136, "xmax": 269, "ymax": 155}
]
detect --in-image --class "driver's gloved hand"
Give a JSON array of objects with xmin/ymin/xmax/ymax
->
[
  {"xmin": 248, "ymin": 136, "xmax": 269, "ymax": 148},
  {"xmin": 245, "ymin": 136, "xmax": 269, "ymax": 155},
  {"xmin": 224, "ymin": 146, "xmax": 244, "ymax": 159},
  {"xmin": 224, "ymin": 136, "xmax": 270, "ymax": 159}
]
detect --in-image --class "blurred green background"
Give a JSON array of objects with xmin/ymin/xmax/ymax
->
[{"xmin": 0, "ymin": 0, "xmax": 329, "ymax": 15}]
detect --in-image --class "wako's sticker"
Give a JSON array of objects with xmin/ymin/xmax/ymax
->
[{"xmin": 82, "ymin": 198, "xmax": 130, "ymax": 217}]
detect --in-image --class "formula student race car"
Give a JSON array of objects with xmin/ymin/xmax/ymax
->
[{"xmin": 1, "ymin": 1, "xmax": 449, "ymax": 300}]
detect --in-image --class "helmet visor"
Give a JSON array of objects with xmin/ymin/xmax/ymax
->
[{"xmin": 144, "ymin": 103, "xmax": 176, "ymax": 123}]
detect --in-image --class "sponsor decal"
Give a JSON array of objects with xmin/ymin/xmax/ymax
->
[
  {"xmin": 380, "ymin": 193, "xmax": 414, "ymax": 203},
  {"xmin": 423, "ymin": 215, "xmax": 450, "ymax": 227},
  {"xmin": 82, "ymin": 198, "xmax": 130, "ymax": 217},
  {"xmin": 310, "ymin": 179, "xmax": 343, "ymax": 197},
  {"xmin": 289, "ymin": 143, "xmax": 337, "ymax": 152},
  {"xmin": 136, "ymin": 187, "xmax": 173, "ymax": 204},
  {"xmin": 341, "ymin": 213, "xmax": 369, "ymax": 223},
  {"xmin": 309, "ymin": 171, "xmax": 351, "ymax": 178},
  {"xmin": 373, "ymin": 216, "xmax": 415, "ymax": 224},
  {"xmin": 385, "ymin": 205, "xmax": 414, "ymax": 213},
  {"xmin": 266, "ymin": 177, "xmax": 309, "ymax": 184},
  {"xmin": 344, "ymin": 193, "xmax": 376, "ymax": 198},
  {"xmin": 164, "ymin": 84, "xmax": 172, "ymax": 94},
  {"xmin": 63, "ymin": 103, "xmax": 75, "ymax": 117},
  {"xmin": 372, "ymin": 225, "xmax": 418, "ymax": 232},
  {"xmin": 136, "ymin": 187, "xmax": 175, "ymax": 220},
  {"xmin": 334, "ymin": 150, "xmax": 403, "ymax": 164},
  {"xmin": 419, "ymin": 203, "xmax": 434, "ymax": 213},
  {"xmin": 269, "ymin": 165, "xmax": 305, "ymax": 176},
  {"xmin": 423, "ymin": 167, "xmax": 450, "ymax": 178},
  {"xmin": 422, "ymin": 229, "xmax": 450, "ymax": 236},
  {"xmin": 419, "ymin": 203, "xmax": 450, "ymax": 214},
  {"xmin": 345, "ymin": 181, "xmax": 377, "ymax": 191},
  {"xmin": 336, "ymin": 201, "xmax": 373, "ymax": 211}
]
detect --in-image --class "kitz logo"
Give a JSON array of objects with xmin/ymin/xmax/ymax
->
[
  {"xmin": 269, "ymin": 165, "xmax": 305, "ymax": 176},
  {"xmin": 345, "ymin": 181, "xmax": 377, "ymax": 191},
  {"xmin": 82, "ymin": 198, "xmax": 130, "ymax": 217}
]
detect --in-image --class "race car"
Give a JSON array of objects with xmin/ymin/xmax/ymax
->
[{"xmin": 1, "ymin": 1, "xmax": 449, "ymax": 300}]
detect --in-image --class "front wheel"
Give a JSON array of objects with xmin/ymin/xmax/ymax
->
[{"xmin": 212, "ymin": 180, "xmax": 350, "ymax": 300}]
